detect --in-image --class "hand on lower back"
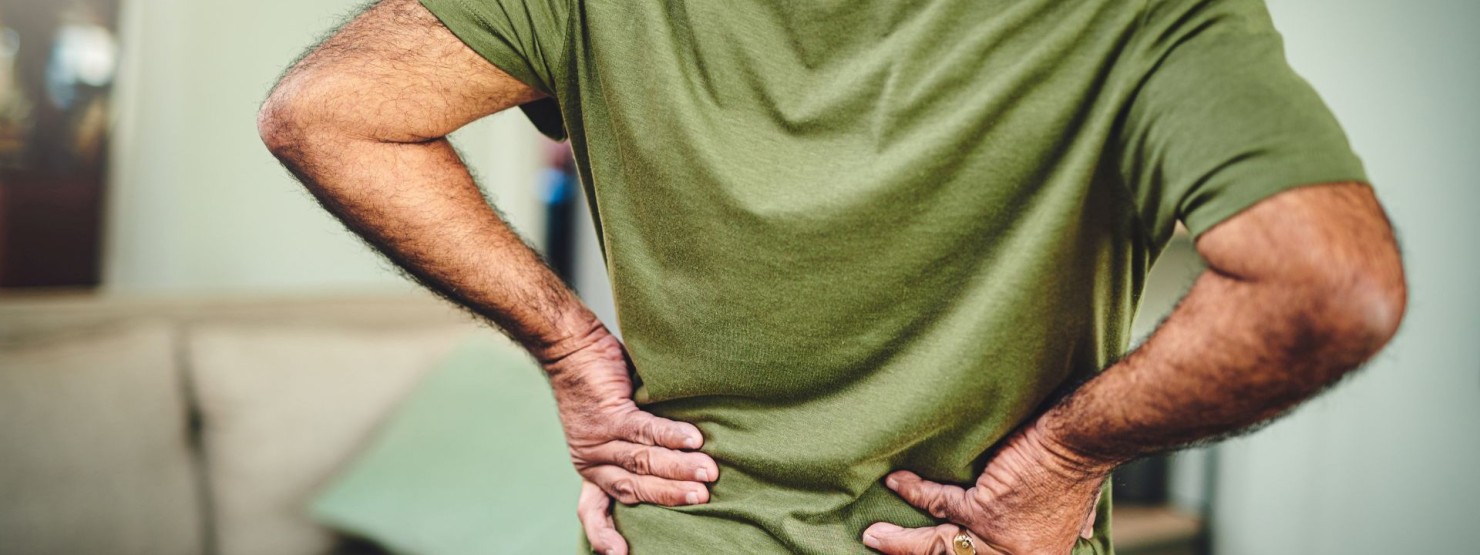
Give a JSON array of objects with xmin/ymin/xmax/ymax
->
[
  {"xmin": 544, "ymin": 333, "xmax": 716, "ymax": 555},
  {"xmin": 863, "ymin": 424, "xmax": 1110, "ymax": 555}
]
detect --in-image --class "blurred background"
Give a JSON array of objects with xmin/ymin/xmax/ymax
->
[{"xmin": 0, "ymin": 0, "xmax": 1475, "ymax": 554}]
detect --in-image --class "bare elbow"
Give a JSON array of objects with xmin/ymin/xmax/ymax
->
[
  {"xmin": 257, "ymin": 84, "xmax": 310, "ymax": 161},
  {"xmin": 256, "ymin": 70, "xmax": 353, "ymax": 167},
  {"xmin": 1304, "ymin": 252, "xmax": 1408, "ymax": 364},
  {"xmin": 1345, "ymin": 265, "xmax": 1407, "ymax": 354}
]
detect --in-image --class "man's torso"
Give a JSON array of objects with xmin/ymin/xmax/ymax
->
[{"xmin": 557, "ymin": 1, "xmax": 1150, "ymax": 552}]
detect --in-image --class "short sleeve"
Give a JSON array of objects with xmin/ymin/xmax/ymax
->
[
  {"xmin": 418, "ymin": 0, "xmax": 570, "ymax": 139},
  {"xmin": 1114, "ymin": 0, "xmax": 1368, "ymax": 244}
]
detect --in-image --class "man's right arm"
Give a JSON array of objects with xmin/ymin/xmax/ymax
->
[
  {"xmin": 257, "ymin": 0, "xmax": 577, "ymax": 356},
  {"xmin": 257, "ymin": 2, "xmax": 713, "ymax": 553}
]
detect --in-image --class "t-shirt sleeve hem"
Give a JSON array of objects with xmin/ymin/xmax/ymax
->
[
  {"xmin": 1183, "ymin": 168, "xmax": 1372, "ymax": 240},
  {"xmin": 417, "ymin": 0, "xmax": 555, "ymax": 98},
  {"xmin": 417, "ymin": 0, "xmax": 568, "ymax": 140}
]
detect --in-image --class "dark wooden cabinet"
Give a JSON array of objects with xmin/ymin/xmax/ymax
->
[
  {"xmin": 0, "ymin": 0, "xmax": 120, "ymax": 289},
  {"xmin": 0, "ymin": 168, "xmax": 106, "ymax": 287}
]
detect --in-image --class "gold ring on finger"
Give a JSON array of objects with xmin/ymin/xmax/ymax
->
[{"xmin": 952, "ymin": 531, "xmax": 977, "ymax": 555}]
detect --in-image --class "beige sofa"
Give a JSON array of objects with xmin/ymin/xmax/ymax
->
[
  {"xmin": 0, "ymin": 291, "xmax": 1202, "ymax": 555},
  {"xmin": 0, "ymin": 291, "xmax": 492, "ymax": 555}
]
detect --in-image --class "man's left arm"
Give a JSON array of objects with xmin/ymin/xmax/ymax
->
[{"xmin": 863, "ymin": 181, "xmax": 1407, "ymax": 554}]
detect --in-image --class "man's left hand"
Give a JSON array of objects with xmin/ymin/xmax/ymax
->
[{"xmin": 862, "ymin": 425, "xmax": 1111, "ymax": 555}]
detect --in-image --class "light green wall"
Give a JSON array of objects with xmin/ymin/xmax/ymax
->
[
  {"xmin": 1199, "ymin": 1, "xmax": 1479, "ymax": 553},
  {"xmin": 102, "ymin": 0, "xmax": 546, "ymax": 294}
]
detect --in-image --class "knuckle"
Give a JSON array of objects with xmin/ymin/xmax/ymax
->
[
  {"xmin": 630, "ymin": 480, "xmax": 675, "ymax": 505},
  {"xmin": 621, "ymin": 449, "xmax": 652, "ymax": 474},
  {"xmin": 926, "ymin": 495, "xmax": 951, "ymax": 518},
  {"xmin": 656, "ymin": 485, "xmax": 685, "ymax": 505},
  {"xmin": 637, "ymin": 450, "xmax": 658, "ymax": 474},
  {"xmin": 658, "ymin": 420, "xmax": 685, "ymax": 442},
  {"xmin": 569, "ymin": 447, "xmax": 595, "ymax": 467},
  {"xmin": 640, "ymin": 418, "xmax": 665, "ymax": 444},
  {"xmin": 929, "ymin": 531, "xmax": 954, "ymax": 555},
  {"xmin": 621, "ymin": 414, "xmax": 650, "ymax": 442},
  {"xmin": 609, "ymin": 478, "xmax": 638, "ymax": 504}
]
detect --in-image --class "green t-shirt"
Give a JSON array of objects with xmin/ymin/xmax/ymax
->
[{"xmin": 418, "ymin": 0, "xmax": 1367, "ymax": 553}]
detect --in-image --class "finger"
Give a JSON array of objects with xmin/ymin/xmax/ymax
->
[
  {"xmin": 587, "ymin": 465, "xmax": 710, "ymax": 507},
  {"xmin": 618, "ymin": 410, "xmax": 704, "ymax": 450},
  {"xmin": 1079, "ymin": 505, "xmax": 1097, "ymax": 539},
  {"xmin": 578, "ymin": 480, "xmax": 628, "ymax": 555},
  {"xmin": 1080, "ymin": 488, "xmax": 1104, "ymax": 539},
  {"xmin": 885, "ymin": 471, "xmax": 971, "ymax": 522},
  {"xmin": 864, "ymin": 522, "xmax": 990, "ymax": 555},
  {"xmin": 582, "ymin": 441, "xmax": 719, "ymax": 482}
]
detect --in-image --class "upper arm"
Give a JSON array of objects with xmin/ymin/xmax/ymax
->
[
  {"xmin": 1194, "ymin": 182, "xmax": 1408, "ymax": 346},
  {"xmin": 258, "ymin": 0, "xmax": 543, "ymax": 148},
  {"xmin": 1115, "ymin": 0, "xmax": 1368, "ymax": 246},
  {"xmin": 1114, "ymin": 0, "xmax": 1407, "ymax": 343}
]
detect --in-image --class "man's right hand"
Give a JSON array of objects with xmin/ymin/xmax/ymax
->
[{"xmin": 543, "ymin": 330, "xmax": 717, "ymax": 555}]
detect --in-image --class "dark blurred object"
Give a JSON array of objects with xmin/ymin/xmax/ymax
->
[
  {"xmin": 1114, "ymin": 454, "xmax": 1208, "ymax": 555},
  {"xmin": 330, "ymin": 536, "xmax": 392, "ymax": 555},
  {"xmin": 1115, "ymin": 506, "xmax": 1203, "ymax": 555},
  {"xmin": 1115, "ymin": 454, "xmax": 1170, "ymax": 505},
  {"xmin": 0, "ymin": 0, "xmax": 119, "ymax": 288},
  {"xmin": 541, "ymin": 140, "xmax": 577, "ymax": 282}
]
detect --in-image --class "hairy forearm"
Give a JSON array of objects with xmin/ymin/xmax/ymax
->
[
  {"xmin": 266, "ymin": 129, "xmax": 602, "ymax": 361},
  {"xmin": 256, "ymin": 0, "xmax": 605, "ymax": 361},
  {"xmin": 1036, "ymin": 185, "xmax": 1406, "ymax": 470},
  {"xmin": 1039, "ymin": 269, "xmax": 1383, "ymax": 468}
]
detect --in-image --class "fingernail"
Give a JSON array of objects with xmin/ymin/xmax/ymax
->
[
  {"xmin": 885, "ymin": 476, "xmax": 899, "ymax": 489},
  {"xmin": 606, "ymin": 549, "xmax": 615, "ymax": 555},
  {"xmin": 863, "ymin": 533, "xmax": 880, "ymax": 549},
  {"xmin": 685, "ymin": 491, "xmax": 699, "ymax": 504},
  {"xmin": 695, "ymin": 468, "xmax": 710, "ymax": 482},
  {"xmin": 684, "ymin": 435, "xmax": 701, "ymax": 449}
]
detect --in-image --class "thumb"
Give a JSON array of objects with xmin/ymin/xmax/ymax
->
[
  {"xmin": 864, "ymin": 522, "xmax": 992, "ymax": 555},
  {"xmin": 578, "ymin": 480, "xmax": 628, "ymax": 555},
  {"xmin": 1080, "ymin": 487, "xmax": 1104, "ymax": 539}
]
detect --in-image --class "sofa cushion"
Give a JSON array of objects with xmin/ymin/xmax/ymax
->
[
  {"xmin": 310, "ymin": 333, "xmax": 581, "ymax": 555},
  {"xmin": 187, "ymin": 324, "xmax": 470, "ymax": 555},
  {"xmin": 0, "ymin": 322, "xmax": 204, "ymax": 555}
]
